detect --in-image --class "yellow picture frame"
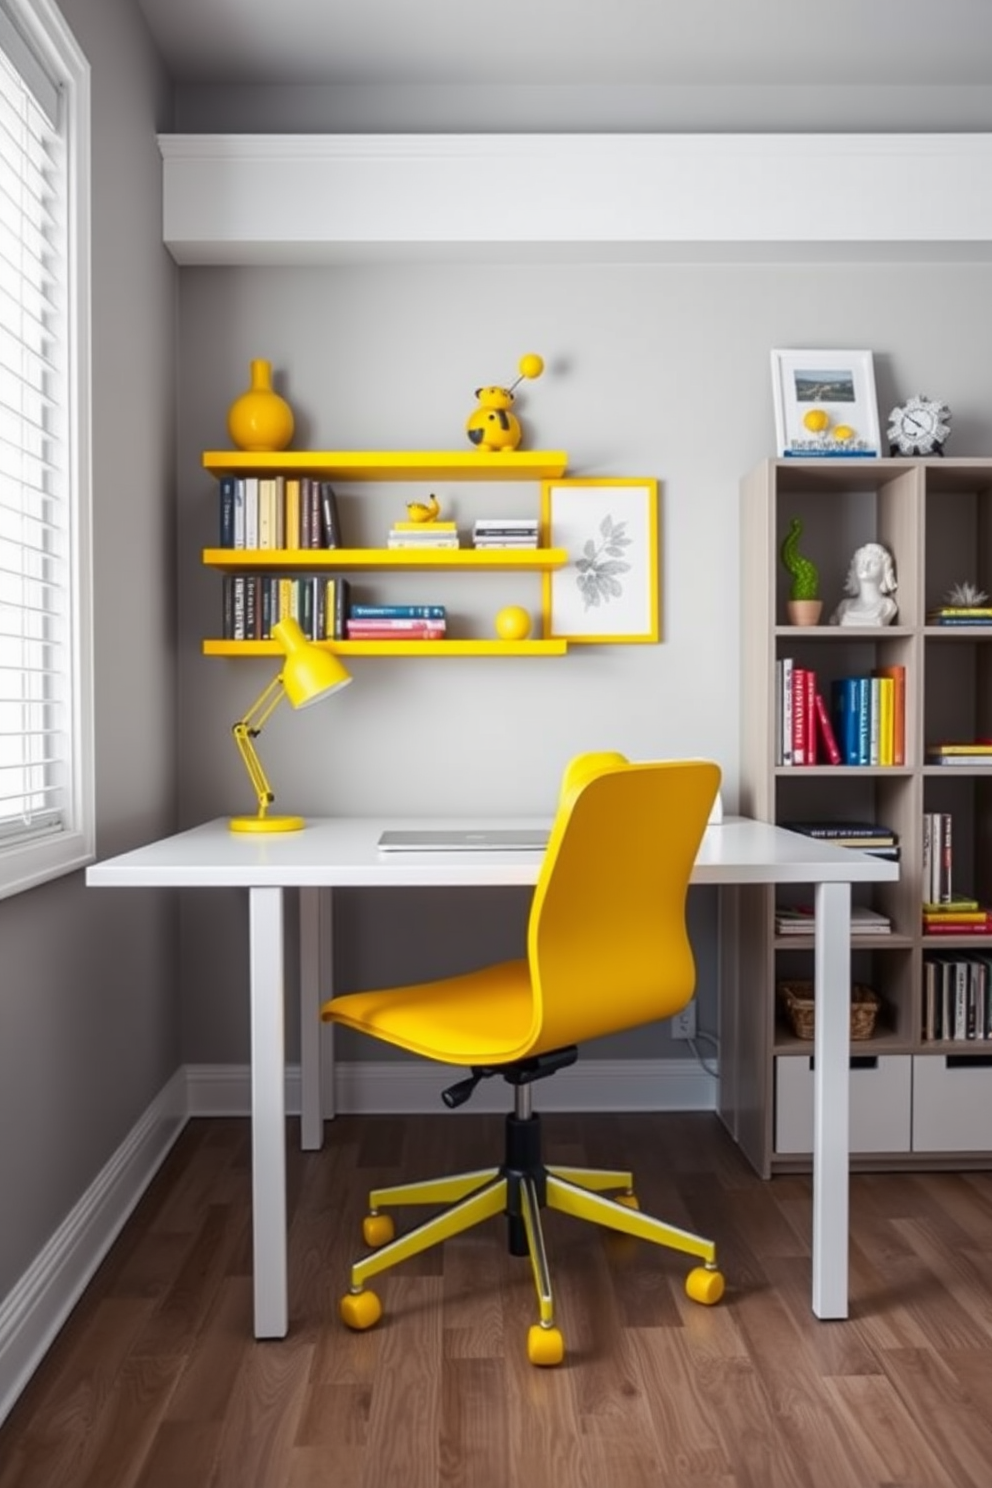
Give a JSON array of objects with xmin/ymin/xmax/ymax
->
[{"xmin": 541, "ymin": 477, "xmax": 660, "ymax": 643}]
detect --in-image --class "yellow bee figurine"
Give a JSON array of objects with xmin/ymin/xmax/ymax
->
[
  {"xmin": 406, "ymin": 493, "xmax": 441, "ymax": 523},
  {"xmin": 466, "ymin": 353, "xmax": 544, "ymax": 452}
]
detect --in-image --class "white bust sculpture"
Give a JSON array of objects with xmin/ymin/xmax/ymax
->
[{"xmin": 830, "ymin": 542, "xmax": 898, "ymax": 627}]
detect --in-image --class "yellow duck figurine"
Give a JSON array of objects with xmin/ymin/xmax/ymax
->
[
  {"xmin": 466, "ymin": 353, "xmax": 544, "ymax": 452},
  {"xmin": 406, "ymin": 493, "xmax": 441, "ymax": 523}
]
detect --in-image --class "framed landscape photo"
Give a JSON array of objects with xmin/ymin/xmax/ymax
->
[
  {"xmin": 541, "ymin": 477, "xmax": 659, "ymax": 643},
  {"xmin": 771, "ymin": 348, "xmax": 881, "ymax": 459}
]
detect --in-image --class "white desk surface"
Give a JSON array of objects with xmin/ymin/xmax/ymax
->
[{"xmin": 86, "ymin": 814, "xmax": 899, "ymax": 889}]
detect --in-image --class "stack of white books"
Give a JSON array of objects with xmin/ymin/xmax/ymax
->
[
  {"xmin": 472, "ymin": 517, "xmax": 539, "ymax": 549},
  {"xmin": 387, "ymin": 520, "xmax": 460, "ymax": 549}
]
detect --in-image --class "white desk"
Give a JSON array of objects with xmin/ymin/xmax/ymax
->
[{"xmin": 87, "ymin": 814, "xmax": 897, "ymax": 1336}]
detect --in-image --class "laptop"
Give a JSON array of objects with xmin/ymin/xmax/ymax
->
[{"xmin": 377, "ymin": 827, "xmax": 549, "ymax": 853}]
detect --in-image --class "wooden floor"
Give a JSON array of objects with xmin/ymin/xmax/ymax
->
[{"xmin": 3, "ymin": 1111, "xmax": 992, "ymax": 1488}]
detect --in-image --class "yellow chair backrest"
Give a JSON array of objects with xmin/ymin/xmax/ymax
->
[{"xmin": 526, "ymin": 755, "xmax": 721, "ymax": 1054}]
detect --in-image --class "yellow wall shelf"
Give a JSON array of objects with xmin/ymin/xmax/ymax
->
[
  {"xmin": 203, "ymin": 450, "xmax": 569, "ymax": 482},
  {"xmin": 203, "ymin": 547, "xmax": 567, "ymax": 572},
  {"xmin": 202, "ymin": 638, "xmax": 567, "ymax": 657}
]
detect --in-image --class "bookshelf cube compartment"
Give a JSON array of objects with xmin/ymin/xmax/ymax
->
[
  {"xmin": 912, "ymin": 1054, "xmax": 992, "ymax": 1151},
  {"xmin": 774, "ymin": 1054, "xmax": 912, "ymax": 1155}
]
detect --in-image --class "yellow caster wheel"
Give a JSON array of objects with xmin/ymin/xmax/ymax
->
[
  {"xmin": 615, "ymin": 1192, "xmax": 640, "ymax": 1210},
  {"xmin": 340, "ymin": 1289, "xmax": 383, "ymax": 1331},
  {"xmin": 527, "ymin": 1323, "xmax": 565, "ymax": 1366},
  {"xmin": 685, "ymin": 1266, "xmax": 724, "ymax": 1306},
  {"xmin": 363, "ymin": 1212, "xmax": 395, "ymax": 1248}
]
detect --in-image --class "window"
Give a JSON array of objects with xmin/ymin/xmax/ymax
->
[{"xmin": 0, "ymin": 0, "xmax": 91, "ymax": 899}]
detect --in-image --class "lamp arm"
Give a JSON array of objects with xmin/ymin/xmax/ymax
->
[{"xmin": 232, "ymin": 674, "xmax": 286, "ymax": 820}]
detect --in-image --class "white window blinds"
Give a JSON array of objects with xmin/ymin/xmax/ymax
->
[
  {"xmin": 0, "ymin": 30, "xmax": 65, "ymax": 848},
  {"xmin": 0, "ymin": 0, "xmax": 91, "ymax": 897}
]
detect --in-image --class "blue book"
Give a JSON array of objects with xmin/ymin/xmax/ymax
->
[
  {"xmin": 853, "ymin": 677, "xmax": 871, "ymax": 765},
  {"xmin": 831, "ymin": 678, "xmax": 860, "ymax": 765},
  {"xmin": 350, "ymin": 604, "xmax": 446, "ymax": 619}
]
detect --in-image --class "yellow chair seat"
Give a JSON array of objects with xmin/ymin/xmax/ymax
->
[{"xmin": 323, "ymin": 957, "xmax": 536, "ymax": 1065}]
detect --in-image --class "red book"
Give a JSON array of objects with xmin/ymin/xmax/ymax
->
[
  {"xmin": 792, "ymin": 667, "xmax": 808, "ymax": 765},
  {"xmin": 813, "ymin": 692, "xmax": 842, "ymax": 765},
  {"xmin": 804, "ymin": 669, "xmax": 817, "ymax": 765},
  {"xmin": 923, "ymin": 921, "xmax": 992, "ymax": 935}
]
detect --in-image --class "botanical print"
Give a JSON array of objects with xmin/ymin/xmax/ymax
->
[
  {"xmin": 576, "ymin": 514, "xmax": 632, "ymax": 610},
  {"xmin": 542, "ymin": 479, "xmax": 659, "ymax": 643}
]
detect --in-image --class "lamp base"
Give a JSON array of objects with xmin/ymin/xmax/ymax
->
[{"xmin": 229, "ymin": 814, "xmax": 305, "ymax": 834}]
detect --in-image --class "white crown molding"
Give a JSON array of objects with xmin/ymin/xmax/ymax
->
[{"xmin": 158, "ymin": 132, "xmax": 992, "ymax": 265}]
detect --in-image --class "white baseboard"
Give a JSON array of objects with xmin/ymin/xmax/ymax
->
[
  {"xmin": 186, "ymin": 1057, "xmax": 717, "ymax": 1117},
  {"xmin": 0, "ymin": 1070, "xmax": 187, "ymax": 1430},
  {"xmin": 0, "ymin": 1056, "xmax": 713, "ymax": 1428}
]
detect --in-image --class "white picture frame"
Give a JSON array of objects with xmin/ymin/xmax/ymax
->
[
  {"xmin": 541, "ymin": 478, "xmax": 659, "ymax": 643},
  {"xmin": 771, "ymin": 348, "xmax": 881, "ymax": 459}
]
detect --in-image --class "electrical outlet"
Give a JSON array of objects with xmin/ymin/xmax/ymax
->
[{"xmin": 671, "ymin": 1001, "xmax": 697, "ymax": 1040}]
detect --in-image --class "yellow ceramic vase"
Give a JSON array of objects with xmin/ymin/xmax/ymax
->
[{"xmin": 227, "ymin": 359, "xmax": 295, "ymax": 452}]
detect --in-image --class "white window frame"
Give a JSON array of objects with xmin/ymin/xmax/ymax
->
[{"xmin": 0, "ymin": 0, "xmax": 92, "ymax": 900}]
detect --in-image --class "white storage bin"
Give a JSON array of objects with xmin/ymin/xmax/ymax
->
[
  {"xmin": 775, "ymin": 1054, "xmax": 912, "ymax": 1155},
  {"xmin": 912, "ymin": 1055, "xmax": 992, "ymax": 1152}
]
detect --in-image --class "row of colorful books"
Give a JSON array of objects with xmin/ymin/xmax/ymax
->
[
  {"xmin": 218, "ymin": 475, "xmax": 342, "ymax": 550},
  {"xmin": 775, "ymin": 660, "xmax": 906, "ymax": 767},
  {"xmin": 220, "ymin": 582, "xmax": 450, "ymax": 642},
  {"xmin": 922, "ymin": 956, "xmax": 992, "ymax": 1040},
  {"xmin": 222, "ymin": 573, "xmax": 350, "ymax": 640}
]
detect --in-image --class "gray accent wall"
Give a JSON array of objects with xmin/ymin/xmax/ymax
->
[
  {"xmin": 0, "ymin": 0, "xmax": 177, "ymax": 1299},
  {"xmin": 175, "ymin": 260, "xmax": 992, "ymax": 1069}
]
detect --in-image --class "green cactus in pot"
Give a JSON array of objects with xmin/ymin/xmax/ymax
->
[{"xmin": 780, "ymin": 517, "xmax": 822, "ymax": 624}]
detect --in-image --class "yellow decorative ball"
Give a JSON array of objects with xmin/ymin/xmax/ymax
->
[
  {"xmin": 518, "ymin": 353, "xmax": 544, "ymax": 380},
  {"xmin": 833, "ymin": 424, "xmax": 855, "ymax": 443},
  {"xmin": 495, "ymin": 605, "xmax": 532, "ymax": 641},
  {"xmin": 802, "ymin": 408, "xmax": 829, "ymax": 433}
]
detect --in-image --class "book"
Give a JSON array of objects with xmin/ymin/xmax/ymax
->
[
  {"xmin": 393, "ymin": 520, "xmax": 458, "ymax": 532},
  {"xmin": 926, "ymin": 755, "xmax": 992, "ymax": 766},
  {"xmin": 243, "ymin": 476, "xmax": 259, "ymax": 549},
  {"xmin": 791, "ymin": 665, "xmax": 808, "ymax": 766},
  {"xmin": 780, "ymin": 821, "xmax": 896, "ymax": 843},
  {"xmin": 923, "ymin": 897, "xmax": 980, "ymax": 912},
  {"xmin": 350, "ymin": 604, "xmax": 447, "ymax": 619},
  {"xmin": 346, "ymin": 624, "xmax": 445, "ymax": 640},
  {"xmin": 284, "ymin": 477, "xmax": 301, "ymax": 550},
  {"xmin": 219, "ymin": 475, "xmax": 237, "ymax": 547},
  {"xmin": 928, "ymin": 742, "xmax": 992, "ymax": 754},
  {"xmin": 345, "ymin": 617, "xmax": 446, "ymax": 633},
  {"xmin": 831, "ymin": 677, "xmax": 859, "ymax": 765},
  {"xmin": 813, "ymin": 692, "xmax": 842, "ymax": 765},
  {"xmin": 387, "ymin": 535, "xmax": 461, "ymax": 548},
  {"xmin": 928, "ymin": 607, "xmax": 992, "ymax": 618},
  {"xmin": 320, "ymin": 482, "xmax": 342, "ymax": 548},
  {"xmin": 875, "ymin": 664, "xmax": 905, "ymax": 765}
]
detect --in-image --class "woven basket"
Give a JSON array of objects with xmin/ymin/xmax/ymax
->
[{"xmin": 778, "ymin": 979, "xmax": 880, "ymax": 1041}]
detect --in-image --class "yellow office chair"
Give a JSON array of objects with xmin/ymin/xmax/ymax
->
[{"xmin": 321, "ymin": 753, "xmax": 724, "ymax": 1365}]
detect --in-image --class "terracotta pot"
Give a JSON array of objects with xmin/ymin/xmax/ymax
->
[{"xmin": 787, "ymin": 599, "xmax": 823, "ymax": 626}]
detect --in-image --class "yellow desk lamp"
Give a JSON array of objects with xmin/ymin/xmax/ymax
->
[{"xmin": 230, "ymin": 617, "xmax": 351, "ymax": 833}]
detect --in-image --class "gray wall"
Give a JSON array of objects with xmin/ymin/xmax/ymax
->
[
  {"xmin": 0, "ymin": 0, "xmax": 177, "ymax": 1299},
  {"xmin": 175, "ymin": 260, "xmax": 992, "ymax": 1068}
]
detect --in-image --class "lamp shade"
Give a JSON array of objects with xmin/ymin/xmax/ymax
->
[{"xmin": 273, "ymin": 617, "xmax": 352, "ymax": 708}]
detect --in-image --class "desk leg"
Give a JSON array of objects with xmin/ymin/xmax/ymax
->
[
  {"xmin": 299, "ymin": 887, "xmax": 324, "ymax": 1151},
  {"xmin": 250, "ymin": 885, "xmax": 288, "ymax": 1339},
  {"xmin": 812, "ymin": 879, "xmax": 851, "ymax": 1320}
]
